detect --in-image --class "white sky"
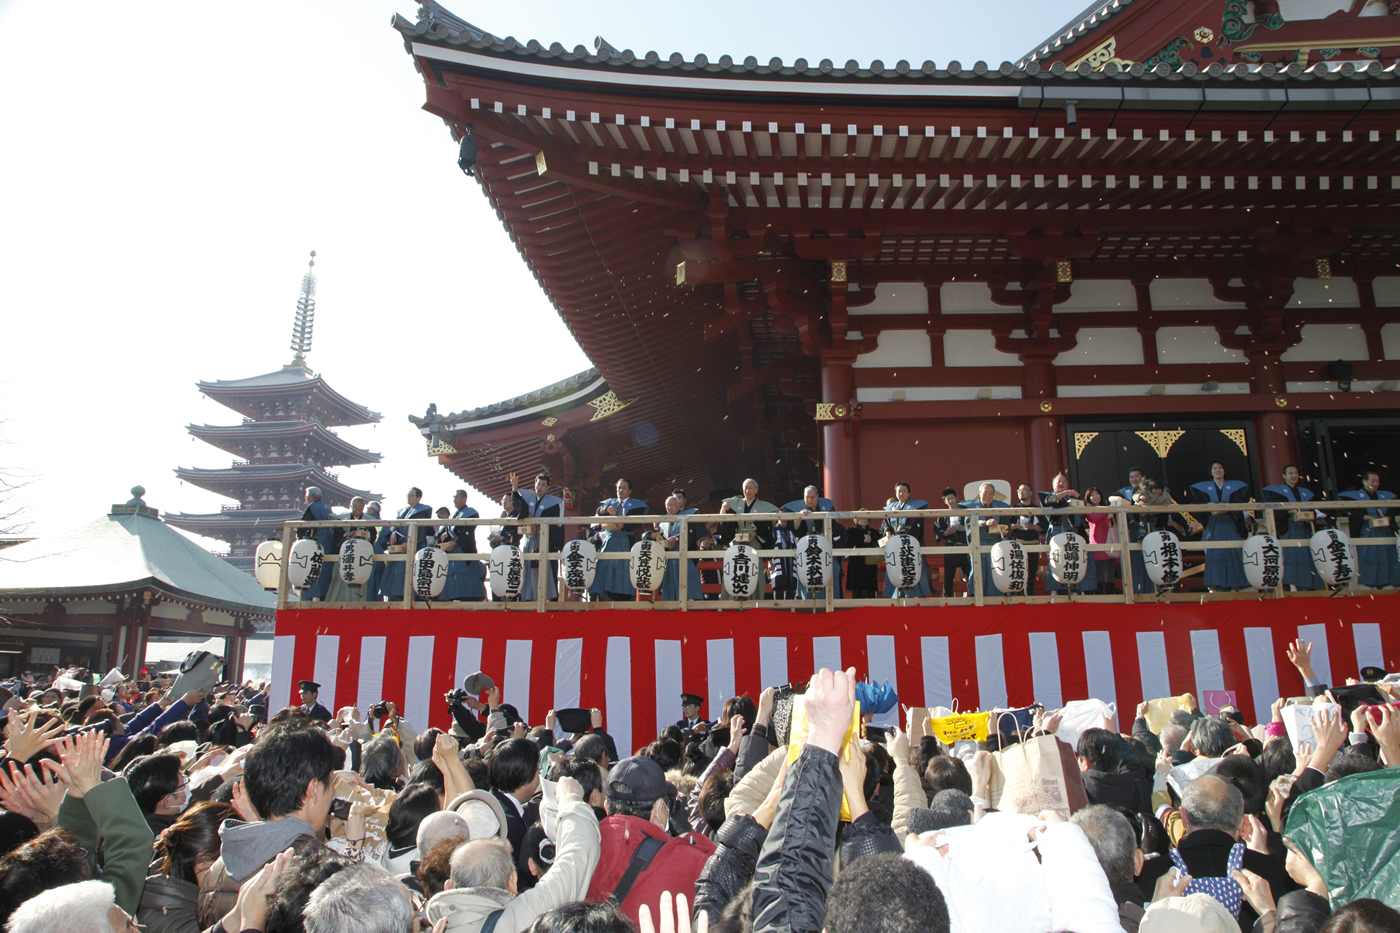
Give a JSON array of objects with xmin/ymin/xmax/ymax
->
[{"xmin": 0, "ymin": 0, "xmax": 1087, "ymax": 546}]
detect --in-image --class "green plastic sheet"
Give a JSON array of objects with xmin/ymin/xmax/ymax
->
[{"xmin": 1284, "ymin": 768, "xmax": 1400, "ymax": 908}]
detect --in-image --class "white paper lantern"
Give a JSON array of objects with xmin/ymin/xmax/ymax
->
[
  {"xmin": 990, "ymin": 539, "xmax": 1028, "ymax": 593},
  {"xmin": 339, "ymin": 537, "xmax": 374, "ymax": 585},
  {"xmin": 414, "ymin": 547, "xmax": 449, "ymax": 599},
  {"xmin": 254, "ymin": 540, "xmax": 283, "ymax": 589},
  {"xmin": 1311, "ymin": 529, "xmax": 1356, "ymax": 587},
  {"xmin": 1141, "ymin": 531, "xmax": 1183, "ymax": 588},
  {"xmin": 489, "ymin": 544, "xmax": 525, "ymax": 599},
  {"xmin": 559, "ymin": 539, "xmax": 598, "ymax": 592},
  {"xmin": 287, "ymin": 538, "xmax": 324, "ymax": 589},
  {"xmin": 1048, "ymin": 532, "xmax": 1087, "ymax": 585},
  {"xmin": 722, "ymin": 544, "xmax": 762, "ymax": 599},
  {"xmin": 629, "ymin": 539, "xmax": 666, "ymax": 593},
  {"xmin": 795, "ymin": 534, "xmax": 833, "ymax": 590},
  {"xmin": 883, "ymin": 533, "xmax": 923, "ymax": 591},
  {"xmin": 1241, "ymin": 534, "xmax": 1282, "ymax": 591}
]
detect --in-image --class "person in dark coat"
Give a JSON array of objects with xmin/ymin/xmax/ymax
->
[
  {"xmin": 298, "ymin": 486, "xmax": 336, "ymax": 600},
  {"xmin": 1076, "ymin": 728, "xmax": 1152, "ymax": 815},
  {"xmin": 298, "ymin": 681, "xmax": 332, "ymax": 722}
]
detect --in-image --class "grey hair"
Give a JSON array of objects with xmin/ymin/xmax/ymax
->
[
  {"xmin": 359, "ymin": 734, "xmax": 404, "ymax": 787},
  {"xmin": 1180, "ymin": 773, "xmax": 1244, "ymax": 834},
  {"xmin": 449, "ymin": 838, "xmax": 515, "ymax": 890},
  {"xmin": 306, "ymin": 486, "xmax": 324, "ymax": 501},
  {"xmin": 1071, "ymin": 805, "xmax": 1138, "ymax": 884},
  {"xmin": 804, "ymin": 485, "xmax": 820, "ymax": 496},
  {"xmin": 303, "ymin": 863, "xmax": 413, "ymax": 933},
  {"xmin": 351, "ymin": 496, "xmax": 367, "ymax": 507},
  {"xmin": 6, "ymin": 880, "xmax": 116, "ymax": 933},
  {"xmin": 1159, "ymin": 723, "xmax": 1187, "ymax": 754},
  {"xmin": 1187, "ymin": 715, "xmax": 1236, "ymax": 758}
]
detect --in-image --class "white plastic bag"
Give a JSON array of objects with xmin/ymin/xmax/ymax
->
[{"xmin": 1056, "ymin": 698, "xmax": 1116, "ymax": 749}]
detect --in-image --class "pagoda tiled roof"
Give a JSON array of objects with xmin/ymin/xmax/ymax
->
[
  {"xmin": 187, "ymin": 421, "xmax": 380, "ymax": 464},
  {"xmin": 173, "ymin": 463, "xmax": 379, "ymax": 503},
  {"xmin": 197, "ymin": 366, "xmax": 382, "ymax": 424},
  {"xmin": 0, "ymin": 493, "xmax": 275, "ymax": 618},
  {"xmin": 396, "ymin": 2, "xmax": 1400, "ymax": 85},
  {"xmin": 165, "ymin": 508, "xmax": 302, "ymax": 524},
  {"xmin": 410, "ymin": 368, "xmax": 605, "ymax": 431}
]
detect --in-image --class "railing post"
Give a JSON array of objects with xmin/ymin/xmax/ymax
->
[
  {"xmin": 1117, "ymin": 509, "xmax": 1135, "ymax": 603},
  {"xmin": 535, "ymin": 519, "xmax": 548, "ymax": 612},
  {"xmin": 969, "ymin": 510, "xmax": 984, "ymax": 608},
  {"xmin": 402, "ymin": 522, "xmax": 416, "ymax": 610},
  {"xmin": 678, "ymin": 516, "xmax": 689, "ymax": 610}
]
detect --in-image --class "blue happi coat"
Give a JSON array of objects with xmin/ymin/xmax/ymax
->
[
  {"xmin": 1262, "ymin": 484, "xmax": 1322, "ymax": 590},
  {"xmin": 1189, "ymin": 480, "xmax": 1250, "ymax": 590}
]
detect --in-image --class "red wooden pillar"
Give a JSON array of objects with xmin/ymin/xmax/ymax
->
[
  {"xmin": 1245, "ymin": 339, "xmax": 1299, "ymax": 485},
  {"xmin": 1023, "ymin": 355, "xmax": 1067, "ymax": 486},
  {"xmin": 821, "ymin": 350, "xmax": 859, "ymax": 509}
]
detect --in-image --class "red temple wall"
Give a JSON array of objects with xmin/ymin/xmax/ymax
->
[{"xmin": 857, "ymin": 419, "xmax": 1029, "ymax": 506}]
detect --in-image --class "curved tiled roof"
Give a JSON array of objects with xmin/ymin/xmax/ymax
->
[
  {"xmin": 395, "ymin": 2, "xmax": 1400, "ymax": 85},
  {"xmin": 1019, "ymin": 0, "xmax": 1141, "ymax": 68},
  {"xmin": 410, "ymin": 368, "xmax": 603, "ymax": 429}
]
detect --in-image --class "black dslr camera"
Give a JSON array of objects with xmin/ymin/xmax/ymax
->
[{"xmin": 368, "ymin": 701, "xmax": 390, "ymax": 720}]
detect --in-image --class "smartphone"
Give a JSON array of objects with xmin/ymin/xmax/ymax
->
[{"xmin": 329, "ymin": 797, "xmax": 352, "ymax": 821}]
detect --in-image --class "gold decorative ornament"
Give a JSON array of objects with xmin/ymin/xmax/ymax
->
[
  {"xmin": 1056, "ymin": 261, "xmax": 1073, "ymax": 284},
  {"xmin": 815, "ymin": 403, "xmax": 836, "ymax": 421},
  {"xmin": 1316, "ymin": 258, "xmax": 1332, "ymax": 280},
  {"xmin": 1073, "ymin": 432, "xmax": 1099, "ymax": 459},
  {"xmin": 1040, "ymin": 401, "xmax": 1054, "ymax": 412},
  {"xmin": 541, "ymin": 416, "xmax": 558, "ymax": 427},
  {"xmin": 675, "ymin": 262, "xmax": 687, "ymax": 286},
  {"xmin": 1135, "ymin": 429, "xmax": 1186, "ymax": 459},
  {"xmin": 535, "ymin": 151, "xmax": 548, "ymax": 175},
  {"xmin": 1066, "ymin": 36, "xmax": 1133, "ymax": 70},
  {"xmin": 587, "ymin": 390, "xmax": 638, "ymax": 422},
  {"xmin": 830, "ymin": 261, "xmax": 848, "ymax": 283},
  {"xmin": 546, "ymin": 434, "xmax": 556, "ymax": 442},
  {"xmin": 1194, "ymin": 27, "xmax": 1215, "ymax": 43},
  {"xmin": 833, "ymin": 403, "xmax": 850, "ymax": 417},
  {"xmin": 1220, "ymin": 428, "xmax": 1249, "ymax": 455},
  {"xmin": 426, "ymin": 437, "xmax": 458, "ymax": 456},
  {"xmin": 1275, "ymin": 395, "xmax": 1288, "ymax": 408}
]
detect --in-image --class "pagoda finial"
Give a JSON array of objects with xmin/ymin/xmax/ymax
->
[{"xmin": 289, "ymin": 250, "xmax": 317, "ymax": 366}]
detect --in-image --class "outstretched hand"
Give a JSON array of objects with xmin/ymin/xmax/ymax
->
[
  {"xmin": 1286, "ymin": 639, "xmax": 1315, "ymax": 679},
  {"xmin": 803, "ymin": 668, "xmax": 856, "ymax": 755},
  {"xmin": 637, "ymin": 891, "xmax": 708, "ymax": 933}
]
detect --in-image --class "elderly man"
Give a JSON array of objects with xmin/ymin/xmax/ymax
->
[
  {"xmin": 720, "ymin": 478, "xmax": 777, "ymax": 549},
  {"xmin": 1168, "ymin": 773, "xmax": 1289, "ymax": 928},
  {"xmin": 298, "ymin": 486, "xmax": 336, "ymax": 599},
  {"xmin": 784, "ymin": 485, "xmax": 844, "ymax": 602},
  {"xmin": 424, "ymin": 776, "xmax": 596, "ymax": 933},
  {"xmin": 659, "ymin": 494, "xmax": 705, "ymax": 603},
  {"xmin": 881, "ymin": 481, "xmax": 933, "ymax": 597},
  {"xmin": 1071, "ymin": 805, "xmax": 1148, "ymax": 928},
  {"xmin": 963, "ymin": 482, "xmax": 1010, "ymax": 597}
]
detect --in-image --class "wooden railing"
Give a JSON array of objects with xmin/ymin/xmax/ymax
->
[{"xmin": 275, "ymin": 500, "xmax": 1394, "ymax": 611}]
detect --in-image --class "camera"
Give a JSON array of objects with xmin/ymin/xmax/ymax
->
[
  {"xmin": 445, "ymin": 688, "xmax": 468, "ymax": 705},
  {"xmin": 330, "ymin": 797, "xmax": 352, "ymax": 821},
  {"xmin": 368, "ymin": 701, "xmax": 390, "ymax": 720}
]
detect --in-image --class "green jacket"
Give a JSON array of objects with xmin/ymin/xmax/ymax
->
[{"xmin": 58, "ymin": 777, "xmax": 155, "ymax": 915}]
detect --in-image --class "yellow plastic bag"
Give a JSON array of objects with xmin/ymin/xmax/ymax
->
[
  {"xmin": 1143, "ymin": 694, "xmax": 1195, "ymax": 734},
  {"xmin": 787, "ymin": 694, "xmax": 862, "ymax": 820},
  {"xmin": 928, "ymin": 710, "xmax": 990, "ymax": 744}
]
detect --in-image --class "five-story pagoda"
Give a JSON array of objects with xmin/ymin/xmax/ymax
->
[{"xmin": 166, "ymin": 253, "xmax": 382, "ymax": 572}]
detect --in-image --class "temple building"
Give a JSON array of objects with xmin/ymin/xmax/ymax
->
[
  {"xmin": 166, "ymin": 254, "xmax": 381, "ymax": 572},
  {"xmin": 397, "ymin": 0, "xmax": 1400, "ymax": 513}
]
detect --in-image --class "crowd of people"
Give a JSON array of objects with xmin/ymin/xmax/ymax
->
[
  {"xmin": 293, "ymin": 463, "xmax": 1400, "ymax": 603},
  {"xmin": 2, "ymin": 636, "xmax": 1398, "ymax": 933}
]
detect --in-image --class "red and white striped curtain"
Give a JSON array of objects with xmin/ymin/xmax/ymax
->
[{"xmin": 272, "ymin": 600, "xmax": 1398, "ymax": 757}]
